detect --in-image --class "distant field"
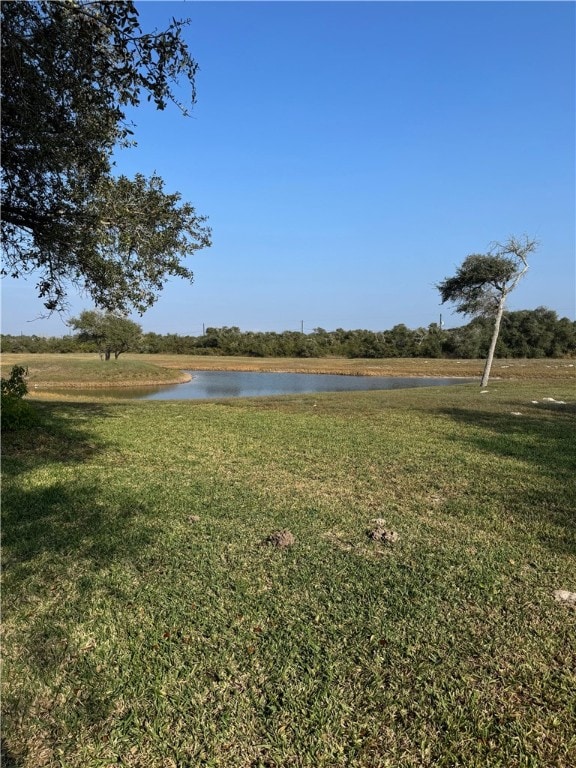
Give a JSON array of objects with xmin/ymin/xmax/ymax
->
[{"xmin": 2, "ymin": 356, "xmax": 575, "ymax": 766}]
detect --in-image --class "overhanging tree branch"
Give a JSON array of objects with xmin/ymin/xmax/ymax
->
[{"xmin": 1, "ymin": 0, "xmax": 211, "ymax": 314}]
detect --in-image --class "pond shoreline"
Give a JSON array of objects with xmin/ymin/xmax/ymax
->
[
  {"xmin": 30, "ymin": 371, "xmax": 193, "ymax": 390},
  {"xmin": 4, "ymin": 353, "xmax": 573, "ymax": 395},
  {"xmin": 30, "ymin": 369, "xmax": 478, "ymax": 392},
  {"xmin": 137, "ymin": 370, "xmax": 477, "ymax": 401}
]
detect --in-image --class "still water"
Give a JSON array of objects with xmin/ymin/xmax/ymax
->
[{"xmin": 83, "ymin": 370, "xmax": 470, "ymax": 401}]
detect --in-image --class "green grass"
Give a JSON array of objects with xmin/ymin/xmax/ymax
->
[{"xmin": 2, "ymin": 379, "xmax": 575, "ymax": 767}]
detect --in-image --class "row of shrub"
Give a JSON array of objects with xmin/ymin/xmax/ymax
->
[{"xmin": 2, "ymin": 307, "xmax": 574, "ymax": 359}]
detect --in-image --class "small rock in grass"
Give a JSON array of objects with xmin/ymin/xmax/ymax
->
[
  {"xmin": 368, "ymin": 526, "xmax": 399, "ymax": 544},
  {"xmin": 188, "ymin": 515, "xmax": 201, "ymax": 523},
  {"xmin": 553, "ymin": 590, "xmax": 576, "ymax": 609},
  {"xmin": 265, "ymin": 530, "xmax": 295, "ymax": 548}
]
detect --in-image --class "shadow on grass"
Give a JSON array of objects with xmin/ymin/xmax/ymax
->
[
  {"xmin": 440, "ymin": 403, "xmax": 576, "ymax": 471},
  {"xmin": 2, "ymin": 401, "xmax": 155, "ymax": 568},
  {"xmin": 1, "ymin": 478, "xmax": 153, "ymax": 567},
  {"xmin": 1, "ymin": 739, "xmax": 20, "ymax": 768},
  {"xmin": 1, "ymin": 401, "xmax": 110, "ymax": 475},
  {"xmin": 2, "ymin": 403, "xmax": 159, "ymax": 763},
  {"xmin": 441, "ymin": 405, "xmax": 576, "ymax": 553}
]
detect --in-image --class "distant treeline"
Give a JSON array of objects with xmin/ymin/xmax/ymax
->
[{"xmin": 2, "ymin": 307, "xmax": 575, "ymax": 359}]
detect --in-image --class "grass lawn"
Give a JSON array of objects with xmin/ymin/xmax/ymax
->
[{"xmin": 2, "ymin": 359, "xmax": 575, "ymax": 766}]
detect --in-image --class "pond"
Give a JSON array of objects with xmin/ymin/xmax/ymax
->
[{"xmin": 76, "ymin": 370, "xmax": 472, "ymax": 400}]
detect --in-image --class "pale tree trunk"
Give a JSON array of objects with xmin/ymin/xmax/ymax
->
[{"xmin": 481, "ymin": 295, "xmax": 507, "ymax": 388}]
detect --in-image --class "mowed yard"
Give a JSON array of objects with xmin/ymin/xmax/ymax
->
[{"xmin": 1, "ymin": 356, "xmax": 575, "ymax": 767}]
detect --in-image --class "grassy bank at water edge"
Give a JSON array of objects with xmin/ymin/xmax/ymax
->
[{"xmin": 0, "ymin": 354, "xmax": 191, "ymax": 391}]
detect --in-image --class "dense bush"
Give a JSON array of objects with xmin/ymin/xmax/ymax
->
[{"xmin": 1, "ymin": 365, "xmax": 38, "ymax": 430}]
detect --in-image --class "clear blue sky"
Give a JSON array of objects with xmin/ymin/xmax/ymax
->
[{"xmin": 2, "ymin": 0, "xmax": 575, "ymax": 336}]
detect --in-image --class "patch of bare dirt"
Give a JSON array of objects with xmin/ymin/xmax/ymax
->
[
  {"xmin": 553, "ymin": 590, "xmax": 576, "ymax": 609},
  {"xmin": 264, "ymin": 530, "xmax": 295, "ymax": 548},
  {"xmin": 367, "ymin": 519, "xmax": 399, "ymax": 543}
]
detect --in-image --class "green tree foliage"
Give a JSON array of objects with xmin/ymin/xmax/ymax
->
[
  {"xmin": 1, "ymin": 1, "xmax": 211, "ymax": 314},
  {"xmin": 437, "ymin": 236, "xmax": 538, "ymax": 386},
  {"xmin": 1, "ymin": 365, "xmax": 37, "ymax": 430},
  {"xmin": 1, "ymin": 365, "xmax": 28, "ymax": 399},
  {"xmin": 2, "ymin": 308, "xmax": 574, "ymax": 359},
  {"xmin": 69, "ymin": 310, "xmax": 142, "ymax": 360}
]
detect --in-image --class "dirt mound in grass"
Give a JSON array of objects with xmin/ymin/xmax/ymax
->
[
  {"xmin": 367, "ymin": 519, "xmax": 399, "ymax": 543},
  {"xmin": 264, "ymin": 530, "xmax": 295, "ymax": 548}
]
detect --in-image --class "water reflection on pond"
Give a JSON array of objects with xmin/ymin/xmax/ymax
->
[{"xmin": 74, "ymin": 370, "xmax": 472, "ymax": 401}]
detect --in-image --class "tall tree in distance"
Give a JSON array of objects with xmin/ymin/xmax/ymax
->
[
  {"xmin": 1, "ymin": 1, "xmax": 211, "ymax": 314},
  {"xmin": 437, "ymin": 236, "xmax": 538, "ymax": 387},
  {"xmin": 69, "ymin": 310, "xmax": 142, "ymax": 360}
]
